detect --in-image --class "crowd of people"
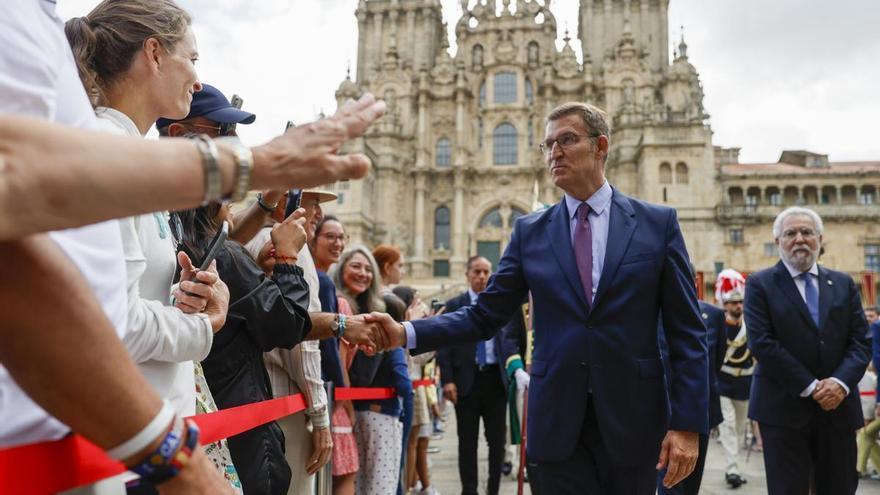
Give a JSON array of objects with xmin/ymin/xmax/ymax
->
[{"xmin": 2, "ymin": 1, "xmax": 878, "ymax": 495}]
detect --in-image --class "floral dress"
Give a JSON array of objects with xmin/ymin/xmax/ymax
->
[{"xmin": 194, "ymin": 362, "xmax": 244, "ymax": 493}]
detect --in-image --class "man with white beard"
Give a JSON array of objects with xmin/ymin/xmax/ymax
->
[{"xmin": 745, "ymin": 206, "xmax": 870, "ymax": 494}]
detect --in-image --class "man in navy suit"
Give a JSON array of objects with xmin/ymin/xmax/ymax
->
[
  {"xmin": 745, "ymin": 206, "xmax": 870, "ymax": 494},
  {"xmin": 437, "ymin": 256, "xmax": 509, "ymax": 495},
  {"xmin": 369, "ymin": 102, "xmax": 708, "ymax": 493}
]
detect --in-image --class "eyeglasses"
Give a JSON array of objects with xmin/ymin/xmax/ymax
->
[
  {"xmin": 780, "ymin": 227, "xmax": 817, "ymax": 240},
  {"xmin": 186, "ymin": 122, "xmax": 237, "ymax": 136},
  {"xmin": 539, "ymin": 132, "xmax": 602, "ymax": 155},
  {"xmin": 320, "ymin": 233, "xmax": 349, "ymax": 243}
]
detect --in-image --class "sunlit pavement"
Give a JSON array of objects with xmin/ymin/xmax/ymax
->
[{"xmin": 427, "ymin": 407, "xmax": 880, "ymax": 494}]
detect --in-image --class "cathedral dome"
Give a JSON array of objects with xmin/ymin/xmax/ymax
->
[{"xmin": 336, "ymin": 69, "xmax": 360, "ymax": 99}]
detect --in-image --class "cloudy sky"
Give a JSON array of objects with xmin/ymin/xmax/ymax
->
[{"xmin": 57, "ymin": 0, "xmax": 880, "ymax": 163}]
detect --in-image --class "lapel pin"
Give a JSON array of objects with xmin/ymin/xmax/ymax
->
[
  {"xmin": 827, "ymin": 280, "xmax": 833, "ymax": 286},
  {"xmin": 701, "ymin": 313, "xmax": 708, "ymax": 319}
]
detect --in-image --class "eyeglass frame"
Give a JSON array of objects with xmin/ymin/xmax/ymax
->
[
  {"xmin": 319, "ymin": 232, "xmax": 349, "ymax": 244},
  {"xmin": 538, "ymin": 132, "xmax": 603, "ymax": 155},
  {"xmin": 183, "ymin": 122, "xmax": 237, "ymax": 137},
  {"xmin": 779, "ymin": 227, "xmax": 818, "ymax": 240}
]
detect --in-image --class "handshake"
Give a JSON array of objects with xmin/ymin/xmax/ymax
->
[{"xmin": 339, "ymin": 312, "xmax": 409, "ymax": 353}]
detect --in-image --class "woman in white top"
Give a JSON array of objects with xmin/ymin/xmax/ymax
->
[{"xmin": 65, "ymin": 1, "xmax": 241, "ymax": 491}]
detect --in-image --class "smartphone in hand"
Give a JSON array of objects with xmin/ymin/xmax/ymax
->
[
  {"xmin": 194, "ymin": 220, "xmax": 229, "ymax": 276},
  {"xmin": 285, "ymin": 189, "xmax": 302, "ymax": 219}
]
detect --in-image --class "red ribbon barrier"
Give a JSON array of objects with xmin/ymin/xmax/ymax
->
[
  {"xmin": 412, "ymin": 378, "xmax": 434, "ymax": 388},
  {"xmin": 0, "ymin": 387, "xmax": 394, "ymax": 494},
  {"xmin": 861, "ymin": 390, "xmax": 877, "ymax": 397},
  {"xmin": 335, "ymin": 386, "xmax": 397, "ymax": 401}
]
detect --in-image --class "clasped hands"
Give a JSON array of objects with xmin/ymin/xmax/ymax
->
[
  {"xmin": 338, "ymin": 312, "xmax": 406, "ymax": 354},
  {"xmin": 811, "ymin": 378, "xmax": 846, "ymax": 411}
]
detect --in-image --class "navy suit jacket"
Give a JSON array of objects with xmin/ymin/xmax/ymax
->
[
  {"xmin": 745, "ymin": 261, "xmax": 870, "ymax": 430},
  {"xmin": 701, "ymin": 302, "xmax": 727, "ymax": 428},
  {"xmin": 437, "ymin": 291, "xmax": 509, "ymax": 397},
  {"xmin": 412, "ymin": 189, "xmax": 708, "ymax": 465},
  {"xmin": 658, "ymin": 301, "xmax": 725, "ymax": 429}
]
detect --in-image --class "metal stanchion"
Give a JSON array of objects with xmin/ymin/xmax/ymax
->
[{"xmin": 315, "ymin": 381, "xmax": 334, "ymax": 495}]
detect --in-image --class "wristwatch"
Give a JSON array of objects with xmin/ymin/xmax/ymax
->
[
  {"xmin": 330, "ymin": 313, "xmax": 346, "ymax": 338},
  {"xmin": 256, "ymin": 192, "xmax": 279, "ymax": 213}
]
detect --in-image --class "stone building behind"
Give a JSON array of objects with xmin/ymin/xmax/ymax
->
[{"xmin": 324, "ymin": 0, "xmax": 880, "ymax": 302}]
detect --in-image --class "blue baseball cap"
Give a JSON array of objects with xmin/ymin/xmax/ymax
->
[{"xmin": 156, "ymin": 83, "xmax": 256, "ymax": 129}]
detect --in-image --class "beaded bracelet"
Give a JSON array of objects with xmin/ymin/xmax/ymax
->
[
  {"xmin": 129, "ymin": 415, "xmax": 185, "ymax": 480},
  {"xmin": 145, "ymin": 419, "xmax": 200, "ymax": 486},
  {"xmin": 337, "ymin": 313, "xmax": 346, "ymax": 339}
]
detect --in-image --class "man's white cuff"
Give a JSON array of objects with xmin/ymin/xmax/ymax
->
[
  {"xmin": 403, "ymin": 321, "xmax": 416, "ymax": 349},
  {"xmin": 800, "ymin": 379, "xmax": 819, "ymax": 397}
]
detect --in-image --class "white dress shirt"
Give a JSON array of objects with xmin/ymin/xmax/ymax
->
[{"xmin": 781, "ymin": 260, "xmax": 850, "ymax": 397}]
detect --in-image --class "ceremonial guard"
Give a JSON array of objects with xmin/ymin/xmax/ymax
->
[{"xmin": 715, "ymin": 270, "xmax": 754, "ymax": 489}]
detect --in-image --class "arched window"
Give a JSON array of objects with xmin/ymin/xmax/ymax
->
[
  {"xmin": 525, "ymin": 79, "xmax": 533, "ymax": 105},
  {"xmin": 472, "ymin": 44, "xmax": 483, "ymax": 71},
  {"xmin": 494, "ymin": 72, "xmax": 517, "ymax": 104},
  {"xmin": 509, "ymin": 207, "xmax": 527, "ymax": 226},
  {"xmin": 479, "ymin": 81, "xmax": 486, "ymax": 108},
  {"xmin": 675, "ymin": 162, "xmax": 689, "ymax": 184},
  {"xmin": 434, "ymin": 206, "xmax": 450, "ymax": 250},
  {"xmin": 766, "ymin": 186, "xmax": 781, "ymax": 206},
  {"xmin": 479, "ymin": 208, "xmax": 503, "ymax": 228},
  {"xmin": 659, "ymin": 162, "xmax": 672, "ymax": 184},
  {"xmin": 803, "ymin": 186, "xmax": 818, "ymax": 204},
  {"xmin": 728, "ymin": 187, "xmax": 744, "ymax": 205},
  {"xmin": 493, "ymin": 123, "xmax": 518, "ymax": 165},
  {"xmin": 435, "ymin": 138, "xmax": 451, "ymax": 167},
  {"xmin": 860, "ymin": 185, "xmax": 877, "ymax": 205}
]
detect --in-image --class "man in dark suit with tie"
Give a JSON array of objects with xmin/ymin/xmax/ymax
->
[
  {"xmin": 438, "ymin": 256, "xmax": 509, "ymax": 495},
  {"xmin": 370, "ymin": 102, "xmax": 708, "ymax": 493},
  {"xmin": 745, "ymin": 206, "xmax": 870, "ymax": 494}
]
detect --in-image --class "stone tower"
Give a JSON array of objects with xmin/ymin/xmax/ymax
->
[{"xmin": 325, "ymin": 0, "xmax": 747, "ymax": 288}]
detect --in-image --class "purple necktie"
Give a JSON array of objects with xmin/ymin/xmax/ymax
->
[{"xmin": 574, "ymin": 202, "xmax": 593, "ymax": 307}]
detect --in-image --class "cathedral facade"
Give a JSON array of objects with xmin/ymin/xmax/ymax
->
[{"xmin": 325, "ymin": 0, "xmax": 880, "ymax": 302}]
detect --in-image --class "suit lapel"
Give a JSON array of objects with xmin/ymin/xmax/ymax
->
[
  {"xmin": 592, "ymin": 191, "xmax": 636, "ymax": 311},
  {"xmin": 772, "ymin": 261, "xmax": 818, "ymax": 333},
  {"xmin": 547, "ymin": 201, "xmax": 590, "ymax": 309},
  {"xmin": 817, "ymin": 267, "xmax": 833, "ymax": 332}
]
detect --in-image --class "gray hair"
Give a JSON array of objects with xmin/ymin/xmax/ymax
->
[
  {"xmin": 546, "ymin": 102, "xmax": 612, "ymax": 139},
  {"xmin": 331, "ymin": 244, "xmax": 386, "ymax": 314},
  {"xmin": 772, "ymin": 206, "xmax": 824, "ymax": 239}
]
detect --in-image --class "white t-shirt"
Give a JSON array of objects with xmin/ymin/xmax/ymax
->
[{"xmin": 0, "ymin": 0, "xmax": 128, "ymax": 447}]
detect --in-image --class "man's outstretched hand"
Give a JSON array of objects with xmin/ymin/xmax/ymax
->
[{"xmin": 363, "ymin": 312, "xmax": 407, "ymax": 350}]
